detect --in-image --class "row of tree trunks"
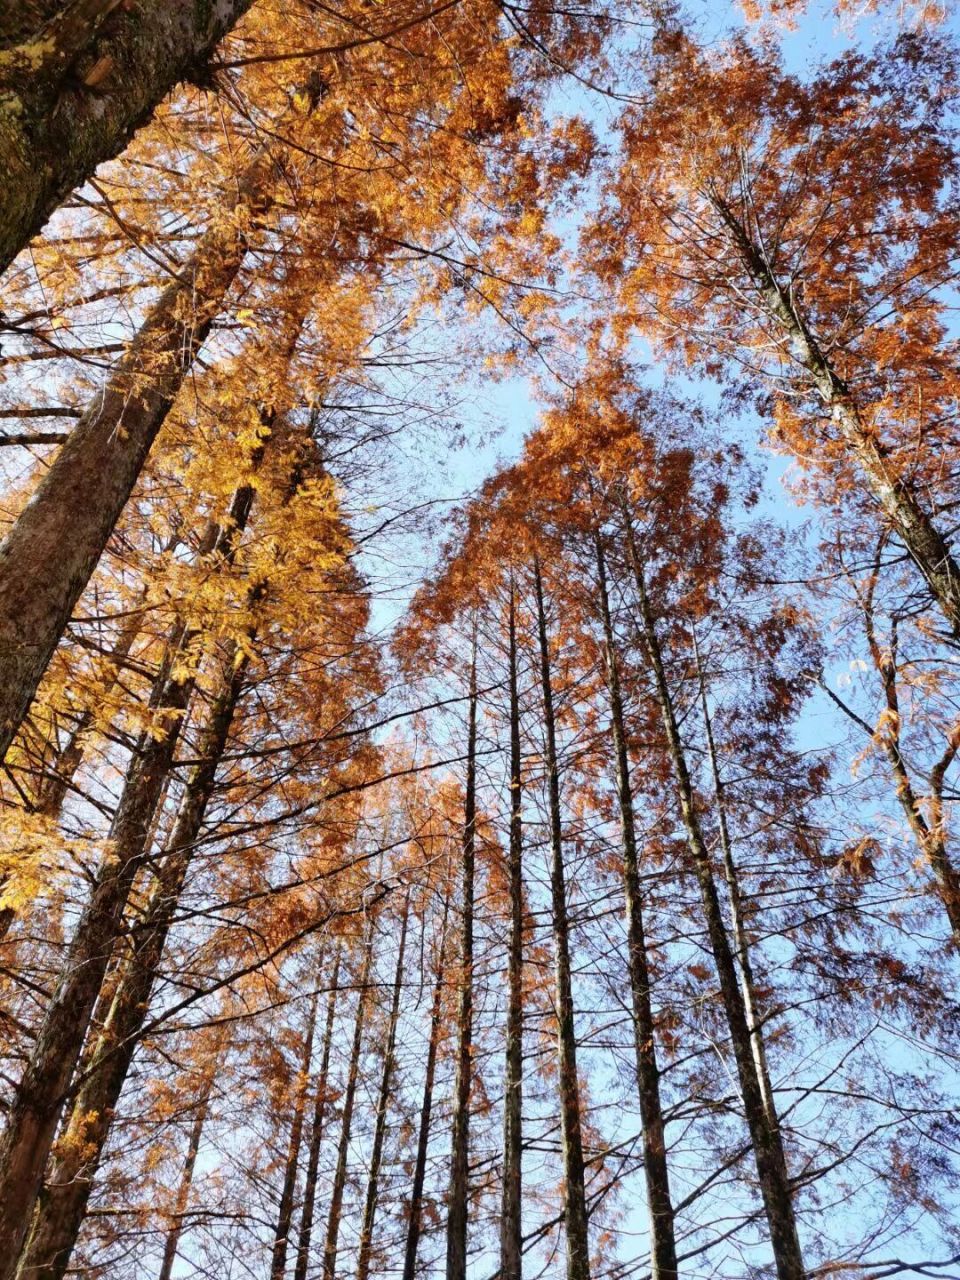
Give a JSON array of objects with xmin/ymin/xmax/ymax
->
[
  {"xmin": 445, "ymin": 634, "xmax": 478, "ymax": 1280},
  {"xmin": 0, "ymin": 483, "xmax": 259, "ymax": 1275},
  {"xmin": 621, "ymin": 510, "xmax": 807, "ymax": 1280},
  {"xmin": 0, "ymin": 0, "xmax": 258, "ymax": 274},
  {"xmin": 532, "ymin": 557, "xmax": 592, "ymax": 1280},
  {"xmin": 594, "ymin": 533, "xmax": 678, "ymax": 1280}
]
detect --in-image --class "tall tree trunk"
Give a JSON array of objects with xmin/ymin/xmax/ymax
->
[
  {"xmin": 594, "ymin": 534, "xmax": 677, "ymax": 1280},
  {"xmin": 0, "ymin": 486, "xmax": 258, "ymax": 1275},
  {"xmin": 293, "ymin": 946, "xmax": 343, "ymax": 1280},
  {"xmin": 401, "ymin": 882, "xmax": 451, "ymax": 1280},
  {"xmin": 694, "ymin": 636, "xmax": 778, "ymax": 1127},
  {"xmin": 321, "ymin": 917, "xmax": 376, "ymax": 1280},
  {"xmin": 0, "ymin": 132, "xmax": 285, "ymax": 765},
  {"xmin": 12, "ymin": 634, "xmax": 254, "ymax": 1280},
  {"xmin": 532, "ymin": 557, "xmax": 591, "ymax": 1280},
  {"xmin": 0, "ymin": 0, "xmax": 259, "ymax": 274},
  {"xmin": 445, "ymin": 633, "xmax": 478, "ymax": 1280},
  {"xmin": 711, "ymin": 194, "xmax": 960, "ymax": 637},
  {"xmin": 269, "ymin": 970, "xmax": 322, "ymax": 1280},
  {"xmin": 156, "ymin": 1051, "xmax": 221, "ymax": 1280},
  {"xmin": 622, "ymin": 512, "xmax": 806, "ymax": 1280},
  {"xmin": 500, "ymin": 577, "xmax": 524, "ymax": 1280},
  {"xmin": 356, "ymin": 889, "xmax": 411, "ymax": 1280}
]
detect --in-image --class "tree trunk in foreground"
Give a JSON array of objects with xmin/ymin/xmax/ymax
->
[
  {"xmin": 0, "ymin": 0, "xmax": 257, "ymax": 275},
  {"xmin": 533, "ymin": 557, "xmax": 591, "ymax": 1280},
  {"xmin": 0, "ymin": 137, "xmax": 276, "ymax": 766},
  {"xmin": 13, "ymin": 640, "xmax": 251, "ymax": 1280},
  {"xmin": 0, "ymin": 490, "xmax": 256, "ymax": 1276},
  {"xmin": 594, "ymin": 533, "xmax": 677, "ymax": 1280}
]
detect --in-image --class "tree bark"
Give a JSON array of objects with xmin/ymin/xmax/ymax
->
[
  {"xmin": 532, "ymin": 557, "xmax": 591, "ymax": 1280},
  {"xmin": 356, "ymin": 889, "xmax": 411, "ymax": 1280},
  {"xmin": 0, "ymin": 488, "xmax": 257, "ymax": 1276},
  {"xmin": 622, "ymin": 512, "xmax": 806, "ymax": 1280},
  {"xmin": 711, "ymin": 193, "xmax": 960, "ymax": 638},
  {"xmin": 401, "ymin": 882, "xmax": 451, "ymax": 1280},
  {"xmin": 293, "ymin": 946, "xmax": 342, "ymax": 1280},
  {"xmin": 0, "ymin": 135, "xmax": 278, "ymax": 766},
  {"xmin": 322, "ymin": 917, "xmax": 376, "ymax": 1280},
  {"xmin": 0, "ymin": 0, "xmax": 258, "ymax": 274},
  {"xmin": 445, "ymin": 633, "xmax": 478, "ymax": 1280},
  {"xmin": 269, "ymin": 970, "xmax": 322, "ymax": 1280},
  {"xmin": 500, "ymin": 577, "xmax": 524, "ymax": 1280},
  {"xmin": 594, "ymin": 533, "xmax": 677, "ymax": 1280}
]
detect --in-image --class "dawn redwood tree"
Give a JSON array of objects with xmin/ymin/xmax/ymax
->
[{"xmin": 590, "ymin": 32, "xmax": 960, "ymax": 636}]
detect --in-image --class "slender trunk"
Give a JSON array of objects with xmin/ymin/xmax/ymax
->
[
  {"xmin": 356, "ymin": 890, "xmax": 411, "ymax": 1280},
  {"xmin": 0, "ymin": 0, "xmax": 258, "ymax": 274},
  {"xmin": 13, "ymin": 639, "xmax": 253, "ymax": 1280},
  {"xmin": 0, "ymin": 487, "xmax": 257, "ymax": 1274},
  {"xmin": 401, "ymin": 884, "xmax": 451, "ymax": 1280},
  {"xmin": 445, "ymin": 634, "xmax": 478, "ymax": 1280},
  {"xmin": 322, "ymin": 918, "xmax": 376, "ymax": 1280},
  {"xmin": 500, "ymin": 578, "xmax": 524, "ymax": 1280},
  {"xmin": 0, "ymin": 136, "xmax": 281, "ymax": 765},
  {"xmin": 293, "ymin": 946, "xmax": 342, "ymax": 1280},
  {"xmin": 622, "ymin": 513, "xmax": 806, "ymax": 1280},
  {"xmin": 532, "ymin": 557, "xmax": 591, "ymax": 1280},
  {"xmin": 269, "ymin": 973, "xmax": 322, "ymax": 1280},
  {"xmin": 594, "ymin": 534, "xmax": 677, "ymax": 1280},
  {"xmin": 694, "ymin": 638, "xmax": 778, "ymax": 1126},
  {"xmin": 712, "ymin": 194, "xmax": 960, "ymax": 637},
  {"xmin": 157, "ymin": 1056, "xmax": 220, "ymax": 1280}
]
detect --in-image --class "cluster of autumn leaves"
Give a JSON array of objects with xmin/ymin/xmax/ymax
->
[{"xmin": 0, "ymin": 2, "xmax": 958, "ymax": 1280}]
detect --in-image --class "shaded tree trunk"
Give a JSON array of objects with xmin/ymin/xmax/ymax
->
[
  {"xmin": 594, "ymin": 533, "xmax": 677, "ymax": 1280},
  {"xmin": 622, "ymin": 512, "xmax": 806, "ymax": 1280},
  {"xmin": 293, "ymin": 946, "xmax": 343, "ymax": 1280},
  {"xmin": 12, "ymin": 630, "xmax": 254, "ymax": 1280},
  {"xmin": 0, "ymin": 487, "xmax": 257, "ymax": 1275},
  {"xmin": 532, "ymin": 557, "xmax": 591, "ymax": 1280},
  {"xmin": 500, "ymin": 577, "xmax": 524, "ymax": 1280},
  {"xmin": 0, "ymin": 134, "xmax": 281, "ymax": 765},
  {"xmin": 401, "ymin": 881, "xmax": 451, "ymax": 1280},
  {"xmin": 322, "ymin": 917, "xmax": 376, "ymax": 1280},
  {"xmin": 0, "ymin": 0, "xmax": 258, "ymax": 274},
  {"xmin": 356, "ymin": 889, "xmax": 411, "ymax": 1280},
  {"xmin": 445, "ymin": 633, "xmax": 478, "ymax": 1280}
]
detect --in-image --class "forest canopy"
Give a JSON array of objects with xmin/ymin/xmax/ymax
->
[{"xmin": 0, "ymin": 3, "xmax": 958, "ymax": 1280}]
